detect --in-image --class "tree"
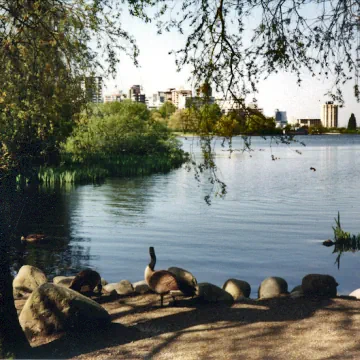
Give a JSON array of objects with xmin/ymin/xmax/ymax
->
[
  {"xmin": 158, "ymin": 101, "xmax": 177, "ymax": 120},
  {"xmin": 0, "ymin": 1, "xmax": 153, "ymax": 357},
  {"xmin": 1, "ymin": 0, "xmax": 360, "ymax": 356},
  {"xmin": 348, "ymin": 113, "xmax": 357, "ymax": 130}
]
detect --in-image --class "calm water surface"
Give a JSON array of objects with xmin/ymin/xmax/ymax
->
[{"xmin": 12, "ymin": 135, "xmax": 360, "ymax": 296}]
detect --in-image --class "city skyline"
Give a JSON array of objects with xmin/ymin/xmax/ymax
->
[{"xmin": 104, "ymin": 11, "xmax": 359, "ymax": 128}]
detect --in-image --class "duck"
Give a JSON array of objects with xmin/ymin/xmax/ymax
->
[
  {"xmin": 322, "ymin": 239, "xmax": 335, "ymax": 247},
  {"xmin": 69, "ymin": 269, "xmax": 102, "ymax": 295},
  {"xmin": 310, "ymin": 167, "xmax": 316, "ymax": 171},
  {"xmin": 145, "ymin": 246, "xmax": 182, "ymax": 307},
  {"xmin": 20, "ymin": 233, "xmax": 50, "ymax": 244}
]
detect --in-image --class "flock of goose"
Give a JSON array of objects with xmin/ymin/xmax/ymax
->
[{"xmin": 21, "ymin": 234, "xmax": 195, "ymax": 306}]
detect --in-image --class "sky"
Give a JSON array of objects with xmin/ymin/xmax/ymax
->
[{"xmin": 104, "ymin": 7, "xmax": 359, "ymax": 128}]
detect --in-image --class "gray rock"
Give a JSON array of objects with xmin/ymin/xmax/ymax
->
[
  {"xmin": 19, "ymin": 283, "xmax": 110, "ymax": 338},
  {"xmin": 53, "ymin": 276, "xmax": 75, "ymax": 287},
  {"xmin": 258, "ymin": 277, "xmax": 288, "ymax": 299},
  {"xmin": 290, "ymin": 285, "xmax": 303, "ymax": 293},
  {"xmin": 196, "ymin": 283, "xmax": 234, "ymax": 304},
  {"xmin": 104, "ymin": 280, "xmax": 134, "ymax": 295},
  {"xmin": 13, "ymin": 265, "xmax": 47, "ymax": 298},
  {"xmin": 302, "ymin": 274, "xmax": 338, "ymax": 298},
  {"xmin": 168, "ymin": 267, "xmax": 197, "ymax": 297},
  {"xmin": 349, "ymin": 289, "xmax": 360, "ymax": 299},
  {"xmin": 223, "ymin": 279, "xmax": 251, "ymax": 300},
  {"xmin": 133, "ymin": 280, "xmax": 150, "ymax": 294}
]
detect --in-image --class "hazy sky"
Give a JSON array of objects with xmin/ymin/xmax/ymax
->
[{"xmin": 104, "ymin": 10, "xmax": 359, "ymax": 128}]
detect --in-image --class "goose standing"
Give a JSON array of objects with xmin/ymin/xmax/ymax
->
[
  {"xmin": 69, "ymin": 269, "xmax": 102, "ymax": 295},
  {"xmin": 145, "ymin": 246, "xmax": 181, "ymax": 307}
]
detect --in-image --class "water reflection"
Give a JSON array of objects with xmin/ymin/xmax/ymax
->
[
  {"xmin": 7, "ymin": 184, "xmax": 96, "ymax": 278},
  {"xmin": 322, "ymin": 213, "xmax": 360, "ymax": 269}
]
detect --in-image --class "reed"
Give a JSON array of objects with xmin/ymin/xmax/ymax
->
[{"xmin": 28, "ymin": 152, "xmax": 187, "ymax": 186}]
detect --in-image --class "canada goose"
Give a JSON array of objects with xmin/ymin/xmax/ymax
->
[
  {"xmin": 69, "ymin": 269, "xmax": 102, "ymax": 294},
  {"xmin": 145, "ymin": 247, "xmax": 181, "ymax": 307},
  {"xmin": 21, "ymin": 234, "xmax": 50, "ymax": 244}
]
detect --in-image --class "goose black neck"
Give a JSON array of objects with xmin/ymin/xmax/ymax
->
[{"xmin": 149, "ymin": 247, "xmax": 156, "ymax": 270}]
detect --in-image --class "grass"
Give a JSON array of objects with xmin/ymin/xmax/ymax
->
[{"xmin": 15, "ymin": 152, "xmax": 187, "ymax": 186}]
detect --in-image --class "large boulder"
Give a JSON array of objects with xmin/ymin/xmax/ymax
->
[
  {"xmin": 168, "ymin": 267, "xmax": 197, "ymax": 297},
  {"xmin": 223, "ymin": 279, "xmax": 251, "ymax": 300},
  {"xmin": 196, "ymin": 283, "xmax": 234, "ymax": 304},
  {"xmin": 53, "ymin": 276, "xmax": 75, "ymax": 287},
  {"xmin": 13, "ymin": 265, "xmax": 47, "ymax": 298},
  {"xmin": 302, "ymin": 274, "xmax": 338, "ymax": 298},
  {"xmin": 133, "ymin": 280, "xmax": 150, "ymax": 294},
  {"xmin": 349, "ymin": 289, "xmax": 360, "ymax": 299},
  {"xmin": 54, "ymin": 276, "xmax": 108, "ymax": 290},
  {"xmin": 103, "ymin": 280, "xmax": 134, "ymax": 295},
  {"xmin": 19, "ymin": 283, "xmax": 110, "ymax": 338},
  {"xmin": 258, "ymin": 277, "xmax": 288, "ymax": 299}
]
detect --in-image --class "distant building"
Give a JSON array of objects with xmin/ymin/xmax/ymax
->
[
  {"xmin": 104, "ymin": 91, "xmax": 125, "ymax": 103},
  {"xmin": 171, "ymin": 89, "xmax": 192, "ymax": 109},
  {"xmin": 81, "ymin": 76, "xmax": 103, "ymax": 103},
  {"xmin": 185, "ymin": 96, "xmax": 215, "ymax": 109},
  {"xmin": 321, "ymin": 101, "xmax": 338, "ymax": 128},
  {"xmin": 247, "ymin": 102, "xmax": 264, "ymax": 114},
  {"xmin": 128, "ymin": 85, "xmax": 146, "ymax": 104},
  {"xmin": 275, "ymin": 110, "xmax": 288, "ymax": 128},
  {"xmin": 297, "ymin": 118, "xmax": 322, "ymax": 127},
  {"xmin": 215, "ymin": 98, "xmax": 244, "ymax": 115}
]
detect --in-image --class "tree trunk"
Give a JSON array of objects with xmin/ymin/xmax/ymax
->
[{"xmin": 0, "ymin": 182, "xmax": 31, "ymax": 358}]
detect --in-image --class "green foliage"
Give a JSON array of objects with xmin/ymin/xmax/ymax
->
[
  {"xmin": 158, "ymin": 102, "xmax": 177, "ymax": 119},
  {"xmin": 0, "ymin": 0, "xmax": 142, "ymax": 180},
  {"xmin": 331, "ymin": 212, "xmax": 360, "ymax": 269},
  {"xmin": 308, "ymin": 124, "xmax": 326, "ymax": 135},
  {"xmin": 348, "ymin": 113, "xmax": 357, "ymax": 131},
  {"xmin": 64, "ymin": 101, "xmax": 184, "ymax": 163},
  {"xmin": 245, "ymin": 115, "xmax": 279, "ymax": 135}
]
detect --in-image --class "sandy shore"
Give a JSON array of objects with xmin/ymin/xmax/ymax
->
[{"xmin": 15, "ymin": 293, "xmax": 360, "ymax": 359}]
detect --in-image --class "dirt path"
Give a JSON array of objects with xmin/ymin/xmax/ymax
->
[{"xmin": 16, "ymin": 294, "xmax": 360, "ymax": 359}]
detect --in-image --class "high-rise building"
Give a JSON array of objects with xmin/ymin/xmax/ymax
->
[
  {"xmin": 128, "ymin": 85, "xmax": 146, "ymax": 103},
  {"xmin": 321, "ymin": 102, "xmax": 338, "ymax": 128},
  {"xmin": 275, "ymin": 110, "xmax": 288, "ymax": 128},
  {"xmin": 81, "ymin": 76, "xmax": 103, "ymax": 103}
]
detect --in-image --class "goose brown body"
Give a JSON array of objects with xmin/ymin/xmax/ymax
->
[
  {"xmin": 69, "ymin": 269, "xmax": 102, "ymax": 294},
  {"xmin": 145, "ymin": 247, "xmax": 180, "ymax": 306}
]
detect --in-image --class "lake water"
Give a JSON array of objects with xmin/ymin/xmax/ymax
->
[{"xmin": 11, "ymin": 135, "xmax": 360, "ymax": 296}]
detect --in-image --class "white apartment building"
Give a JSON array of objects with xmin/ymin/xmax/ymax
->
[
  {"xmin": 171, "ymin": 89, "xmax": 192, "ymax": 109},
  {"xmin": 215, "ymin": 99, "xmax": 243, "ymax": 114},
  {"xmin": 321, "ymin": 102, "xmax": 338, "ymax": 128},
  {"xmin": 104, "ymin": 91, "xmax": 125, "ymax": 103}
]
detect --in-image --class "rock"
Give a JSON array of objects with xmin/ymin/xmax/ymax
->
[
  {"xmin": 258, "ymin": 277, "xmax": 288, "ymax": 299},
  {"xmin": 133, "ymin": 280, "xmax": 150, "ymax": 294},
  {"xmin": 349, "ymin": 289, "xmax": 360, "ymax": 299},
  {"xmin": 290, "ymin": 285, "xmax": 303, "ymax": 293},
  {"xmin": 168, "ymin": 267, "xmax": 197, "ymax": 297},
  {"xmin": 19, "ymin": 283, "xmax": 110, "ymax": 338},
  {"xmin": 196, "ymin": 283, "xmax": 234, "ymax": 304},
  {"xmin": 290, "ymin": 285, "xmax": 304, "ymax": 298},
  {"xmin": 13, "ymin": 265, "xmax": 47, "ymax": 298},
  {"xmin": 302, "ymin": 274, "xmax": 338, "ymax": 298},
  {"xmin": 222, "ymin": 279, "xmax": 251, "ymax": 300},
  {"xmin": 53, "ymin": 276, "xmax": 75, "ymax": 287},
  {"xmin": 103, "ymin": 280, "xmax": 134, "ymax": 295}
]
